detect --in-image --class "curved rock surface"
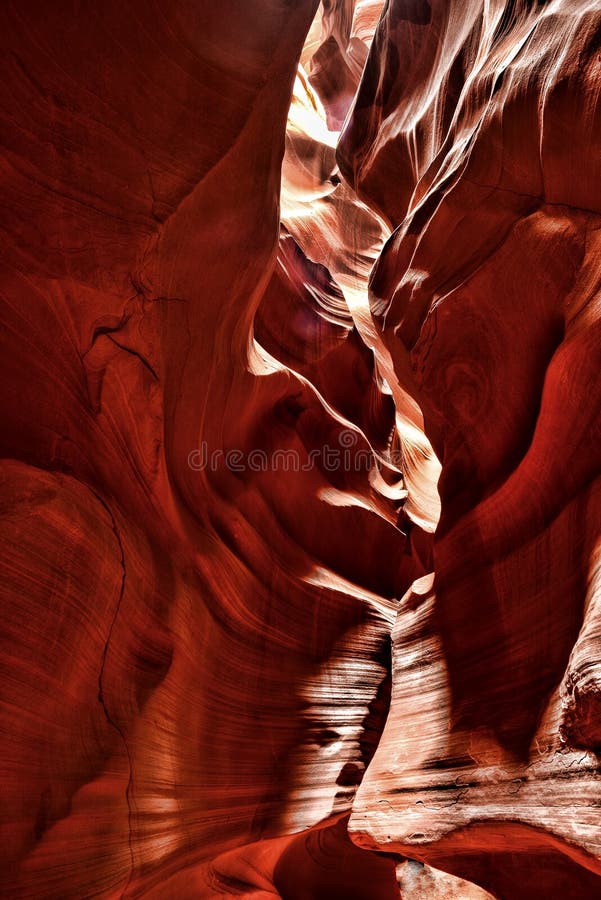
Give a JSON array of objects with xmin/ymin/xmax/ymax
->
[
  {"xmin": 339, "ymin": 0, "xmax": 601, "ymax": 896},
  {"xmin": 1, "ymin": 1, "xmax": 600, "ymax": 898}
]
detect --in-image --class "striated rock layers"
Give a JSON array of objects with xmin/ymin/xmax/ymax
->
[
  {"xmin": 1, "ymin": 1, "xmax": 600, "ymax": 898},
  {"xmin": 339, "ymin": 1, "xmax": 601, "ymax": 898}
]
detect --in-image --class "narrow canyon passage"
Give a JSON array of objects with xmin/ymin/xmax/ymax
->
[{"xmin": 1, "ymin": 2, "xmax": 600, "ymax": 899}]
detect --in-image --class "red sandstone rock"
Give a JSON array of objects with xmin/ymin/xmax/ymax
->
[
  {"xmin": 0, "ymin": 2, "xmax": 404, "ymax": 896},
  {"xmin": 339, "ymin": 1, "xmax": 601, "ymax": 896},
  {"xmin": 1, "ymin": 1, "xmax": 600, "ymax": 898}
]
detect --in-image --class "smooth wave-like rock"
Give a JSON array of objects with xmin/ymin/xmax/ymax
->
[
  {"xmin": 339, "ymin": 1, "xmax": 601, "ymax": 896},
  {"xmin": 0, "ymin": 2, "xmax": 405, "ymax": 896},
  {"xmin": 1, "ymin": 1, "xmax": 600, "ymax": 898}
]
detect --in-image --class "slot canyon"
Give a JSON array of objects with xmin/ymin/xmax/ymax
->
[{"xmin": 1, "ymin": 1, "xmax": 600, "ymax": 897}]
